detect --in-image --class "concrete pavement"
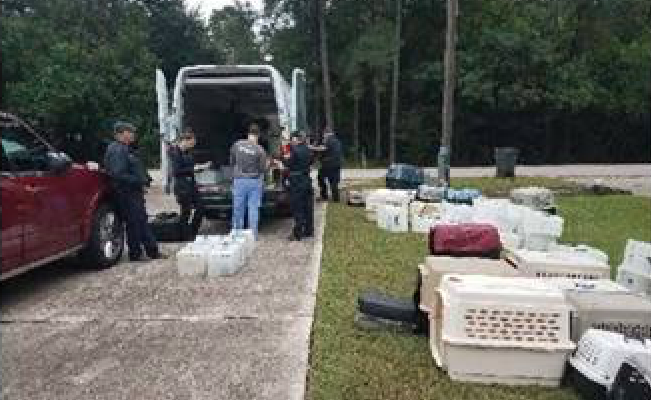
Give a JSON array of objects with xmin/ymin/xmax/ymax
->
[{"xmin": 1, "ymin": 193, "xmax": 326, "ymax": 400}]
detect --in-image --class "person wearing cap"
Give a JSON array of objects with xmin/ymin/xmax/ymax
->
[
  {"xmin": 103, "ymin": 121, "xmax": 163, "ymax": 261},
  {"xmin": 279, "ymin": 130, "xmax": 314, "ymax": 241},
  {"xmin": 169, "ymin": 128, "xmax": 209, "ymax": 239},
  {"xmin": 310, "ymin": 127, "xmax": 342, "ymax": 202},
  {"xmin": 230, "ymin": 123, "xmax": 269, "ymax": 238}
]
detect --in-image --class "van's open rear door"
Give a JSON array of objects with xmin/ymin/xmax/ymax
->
[
  {"xmin": 156, "ymin": 69, "xmax": 171, "ymax": 193},
  {"xmin": 290, "ymin": 68, "xmax": 307, "ymax": 134}
]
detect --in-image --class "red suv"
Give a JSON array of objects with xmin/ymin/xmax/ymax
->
[{"xmin": 1, "ymin": 112, "xmax": 124, "ymax": 280}]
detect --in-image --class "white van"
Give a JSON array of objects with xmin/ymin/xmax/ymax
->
[{"xmin": 156, "ymin": 65, "xmax": 306, "ymax": 218}]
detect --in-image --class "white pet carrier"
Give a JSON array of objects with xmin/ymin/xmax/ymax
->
[
  {"xmin": 437, "ymin": 275, "xmax": 575, "ymax": 386},
  {"xmin": 507, "ymin": 248, "xmax": 610, "ymax": 280}
]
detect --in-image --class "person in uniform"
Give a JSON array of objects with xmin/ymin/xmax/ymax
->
[
  {"xmin": 282, "ymin": 130, "xmax": 314, "ymax": 241},
  {"xmin": 169, "ymin": 128, "xmax": 209, "ymax": 239},
  {"xmin": 310, "ymin": 127, "xmax": 342, "ymax": 202},
  {"xmin": 103, "ymin": 121, "xmax": 163, "ymax": 261}
]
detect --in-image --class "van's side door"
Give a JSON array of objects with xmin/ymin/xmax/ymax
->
[
  {"xmin": 290, "ymin": 68, "xmax": 307, "ymax": 133},
  {"xmin": 156, "ymin": 68, "xmax": 172, "ymax": 193}
]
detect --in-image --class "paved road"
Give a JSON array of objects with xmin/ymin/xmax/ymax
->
[
  {"xmin": 341, "ymin": 163, "xmax": 651, "ymax": 180},
  {"xmin": 1, "ymin": 189, "xmax": 326, "ymax": 400}
]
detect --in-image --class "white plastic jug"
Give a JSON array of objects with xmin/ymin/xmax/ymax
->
[
  {"xmin": 207, "ymin": 240, "xmax": 243, "ymax": 276},
  {"xmin": 177, "ymin": 243, "xmax": 207, "ymax": 277}
]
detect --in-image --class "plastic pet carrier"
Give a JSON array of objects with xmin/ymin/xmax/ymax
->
[
  {"xmin": 564, "ymin": 290, "xmax": 651, "ymax": 342},
  {"xmin": 507, "ymin": 248, "xmax": 610, "ymax": 280},
  {"xmin": 386, "ymin": 163, "xmax": 425, "ymax": 190},
  {"xmin": 429, "ymin": 224, "xmax": 501, "ymax": 259},
  {"xmin": 610, "ymin": 356, "xmax": 651, "ymax": 400},
  {"xmin": 510, "ymin": 186, "xmax": 556, "ymax": 211},
  {"xmin": 444, "ymin": 188, "xmax": 482, "ymax": 205},
  {"xmin": 409, "ymin": 201, "xmax": 441, "ymax": 233},
  {"xmin": 568, "ymin": 329, "xmax": 651, "ymax": 400},
  {"xmin": 436, "ymin": 275, "xmax": 574, "ymax": 386},
  {"xmin": 377, "ymin": 204, "xmax": 409, "ymax": 233}
]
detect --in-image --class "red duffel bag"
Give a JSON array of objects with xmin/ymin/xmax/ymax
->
[{"xmin": 429, "ymin": 223, "xmax": 502, "ymax": 258}]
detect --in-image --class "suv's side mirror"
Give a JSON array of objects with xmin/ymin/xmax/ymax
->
[{"xmin": 46, "ymin": 151, "xmax": 72, "ymax": 174}]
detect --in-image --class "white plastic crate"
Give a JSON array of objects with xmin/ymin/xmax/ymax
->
[
  {"xmin": 377, "ymin": 204, "xmax": 409, "ymax": 233},
  {"xmin": 365, "ymin": 189, "xmax": 414, "ymax": 221},
  {"xmin": 176, "ymin": 242, "xmax": 207, "ymax": 277},
  {"xmin": 440, "ymin": 202, "xmax": 475, "ymax": 224},
  {"xmin": 553, "ymin": 243, "xmax": 610, "ymax": 265},
  {"xmin": 409, "ymin": 201, "xmax": 441, "ymax": 233},
  {"xmin": 564, "ymin": 290, "xmax": 651, "ymax": 342},
  {"xmin": 229, "ymin": 229, "xmax": 255, "ymax": 260},
  {"xmin": 617, "ymin": 268, "xmax": 651, "ymax": 297},
  {"xmin": 507, "ymin": 248, "xmax": 610, "ymax": 280},
  {"xmin": 420, "ymin": 257, "xmax": 521, "ymax": 368},
  {"xmin": 510, "ymin": 186, "xmax": 555, "ymax": 211},
  {"xmin": 437, "ymin": 275, "xmax": 575, "ymax": 386},
  {"xmin": 417, "ymin": 184, "xmax": 446, "ymax": 202},
  {"xmin": 420, "ymin": 257, "xmax": 520, "ymax": 315},
  {"xmin": 569, "ymin": 329, "xmax": 651, "ymax": 392},
  {"xmin": 623, "ymin": 239, "xmax": 651, "ymax": 272}
]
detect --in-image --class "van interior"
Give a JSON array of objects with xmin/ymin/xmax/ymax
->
[{"xmin": 181, "ymin": 72, "xmax": 282, "ymax": 174}]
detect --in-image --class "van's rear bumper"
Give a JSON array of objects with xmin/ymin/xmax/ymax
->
[{"xmin": 198, "ymin": 188, "xmax": 290, "ymax": 218}]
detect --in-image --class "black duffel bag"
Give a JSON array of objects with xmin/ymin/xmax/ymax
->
[{"xmin": 149, "ymin": 212, "xmax": 190, "ymax": 242}]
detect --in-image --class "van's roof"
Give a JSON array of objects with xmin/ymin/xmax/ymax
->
[{"xmin": 178, "ymin": 65, "xmax": 281, "ymax": 78}]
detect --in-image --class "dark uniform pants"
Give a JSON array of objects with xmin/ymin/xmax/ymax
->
[
  {"xmin": 177, "ymin": 188, "xmax": 205, "ymax": 238},
  {"xmin": 118, "ymin": 191, "xmax": 159, "ymax": 259},
  {"xmin": 289, "ymin": 174, "xmax": 314, "ymax": 237},
  {"xmin": 318, "ymin": 167, "xmax": 341, "ymax": 202}
]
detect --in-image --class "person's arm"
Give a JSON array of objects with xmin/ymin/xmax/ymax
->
[
  {"xmin": 170, "ymin": 146, "xmax": 193, "ymax": 176},
  {"xmin": 258, "ymin": 148, "xmax": 269, "ymax": 173}
]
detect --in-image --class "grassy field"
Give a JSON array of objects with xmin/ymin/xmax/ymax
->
[{"xmin": 307, "ymin": 178, "xmax": 651, "ymax": 400}]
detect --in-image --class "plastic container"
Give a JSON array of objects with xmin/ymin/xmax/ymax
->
[
  {"xmin": 507, "ymin": 248, "xmax": 610, "ymax": 280},
  {"xmin": 622, "ymin": 240, "xmax": 651, "ymax": 273},
  {"xmin": 409, "ymin": 201, "xmax": 441, "ymax": 233},
  {"xmin": 617, "ymin": 268, "xmax": 651, "ymax": 297},
  {"xmin": 568, "ymin": 329, "xmax": 651, "ymax": 399},
  {"xmin": 437, "ymin": 275, "xmax": 575, "ymax": 386},
  {"xmin": 230, "ymin": 229, "xmax": 255, "ymax": 260},
  {"xmin": 564, "ymin": 290, "xmax": 651, "ymax": 341},
  {"xmin": 365, "ymin": 189, "xmax": 414, "ymax": 221},
  {"xmin": 553, "ymin": 244, "xmax": 610, "ymax": 266},
  {"xmin": 510, "ymin": 186, "xmax": 555, "ymax": 211},
  {"xmin": 420, "ymin": 257, "xmax": 520, "ymax": 316},
  {"xmin": 610, "ymin": 357, "xmax": 651, "ymax": 400},
  {"xmin": 440, "ymin": 202, "xmax": 475, "ymax": 224},
  {"xmin": 420, "ymin": 257, "xmax": 522, "ymax": 368},
  {"xmin": 207, "ymin": 239, "xmax": 243, "ymax": 276},
  {"xmin": 176, "ymin": 242, "xmax": 207, "ymax": 277},
  {"xmin": 494, "ymin": 147, "xmax": 519, "ymax": 178},
  {"xmin": 377, "ymin": 204, "xmax": 409, "ymax": 233},
  {"xmin": 417, "ymin": 184, "xmax": 446, "ymax": 202}
]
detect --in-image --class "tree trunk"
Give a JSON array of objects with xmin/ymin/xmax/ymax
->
[
  {"xmin": 317, "ymin": 0, "xmax": 334, "ymax": 130},
  {"xmin": 353, "ymin": 93, "xmax": 360, "ymax": 160},
  {"xmin": 374, "ymin": 79, "xmax": 382, "ymax": 160},
  {"xmin": 441, "ymin": 0, "xmax": 458, "ymax": 149},
  {"xmin": 389, "ymin": 0, "xmax": 401, "ymax": 164}
]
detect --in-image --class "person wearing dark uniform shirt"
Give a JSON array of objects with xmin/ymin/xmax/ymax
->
[
  {"xmin": 169, "ymin": 129, "xmax": 209, "ymax": 239},
  {"xmin": 281, "ymin": 131, "xmax": 314, "ymax": 241},
  {"xmin": 103, "ymin": 121, "xmax": 162, "ymax": 262},
  {"xmin": 311, "ymin": 127, "xmax": 342, "ymax": 202}
]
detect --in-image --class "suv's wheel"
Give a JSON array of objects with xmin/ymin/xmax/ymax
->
[{"xmin": 80, "ymin": 203, "xmax": 124, "ymax": 268}]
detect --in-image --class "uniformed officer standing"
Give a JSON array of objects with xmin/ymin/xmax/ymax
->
[
  {"xmin": 104, "ymin": 122, "xmax": 162, "ymax": 261},
  {"xmin": 310, "ymin": 127, "xmax": 342, "ymax": 202},
  {"xmin": 169, "ymin": 129, "xmax": 209, "ymax": 239},
  {"xmin": 282, "ymin": 131, "xmax": 314, "ymax": 241}
]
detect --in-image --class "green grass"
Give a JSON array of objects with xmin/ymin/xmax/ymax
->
[{"xmin": 307, "ymin": 184, "xmax": 651, "ymax": 400}]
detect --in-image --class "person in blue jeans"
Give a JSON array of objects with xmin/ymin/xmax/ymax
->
[{"xmin": 230, "ymin": 123, "xmax": 269, "ymax": 238}]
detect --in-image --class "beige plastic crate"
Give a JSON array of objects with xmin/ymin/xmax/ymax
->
[
  {"xmin": 566, "ymin": 290, "xmax": 651, "ymax": 341},
  {"xmin": 436, "ymin": 275, "xmax": 575, "ymax": 386},
  {"xmin": 507, "ymin": 248, "xmax": 610, "ymax": 280},
  {"xmin": 419, "ymin": 257, "xmax": 520, "ymax": 316}
]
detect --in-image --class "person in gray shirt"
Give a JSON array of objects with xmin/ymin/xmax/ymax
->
[{"xmin": 230, "ymin": 123, "xmax": 268, "ymax": 238}]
